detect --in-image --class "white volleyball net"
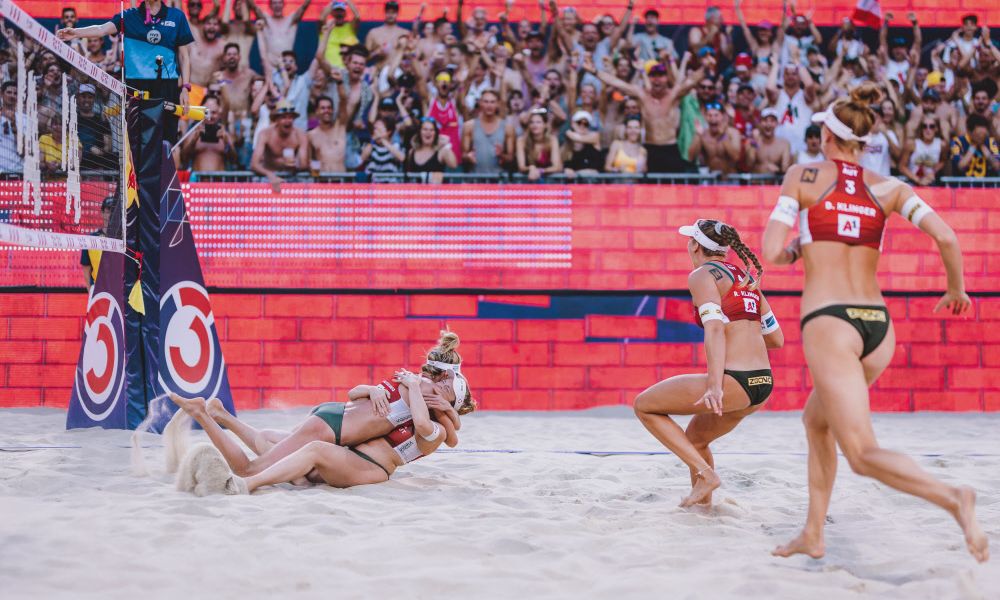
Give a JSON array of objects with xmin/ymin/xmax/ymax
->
[{"xmin": 0, "ymin": 0, "xmax": 126, "ymax": 253}]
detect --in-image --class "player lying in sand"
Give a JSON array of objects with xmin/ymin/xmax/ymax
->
[
  {"xmin": 170, "ymin": 331, "xmax": 473, "ymax": 479},
  {"xmin": 173, "ymin": 366, "xmax": 464, "ymax": 492},
  {"xmin": 634, "ymin": 219, "xmax": 784, "ymax": 508}
]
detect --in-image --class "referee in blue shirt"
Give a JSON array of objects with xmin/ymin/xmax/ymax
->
[{"xmin": 58, "ymin": 0, "xmax": 194, "ymax": 143}]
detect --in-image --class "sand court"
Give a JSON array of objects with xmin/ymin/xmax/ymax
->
[{"xmin": 1, "ymin": 407, "xmax": 997, "ymax": 599}]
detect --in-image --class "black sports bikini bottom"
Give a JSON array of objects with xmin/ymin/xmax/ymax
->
[
  {"xmin": 724, "ymin": 368, "xmax": 774, "ymax": 407},
  {"xmin": 800, "ymin": 304, "xmax": 890, "ymax": 359}
]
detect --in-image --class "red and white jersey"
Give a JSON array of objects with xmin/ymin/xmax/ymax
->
[
  {"xmin": 385, "ymin": 423, "xmax": 426, "ymax": 465},
  {"xmin": 375, "ymin": 377, "xmax": 402, "ymax": 401},
  {"xmin": 693, "ymin": 261, "xmax": 762, "ymax": 328},
  {"xmin": 378, "ymin": 375, "xmax": 426, "ymax": 463},
  {"xmin": 800, "ymin": 160, "xmax": 886, "ymax": 250},
  {"xmin": 377, "ymin": 377, "xmax": 413, "ymax": 427}
]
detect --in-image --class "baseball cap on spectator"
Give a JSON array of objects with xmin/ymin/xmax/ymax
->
[
  {"xmin": 794, "ymin": 14, "xmax": 807, "ymax": 24},
  {"xmin": 737, "ymin": 83, "xmax": 754, "ymax": 94},
  {"xmin": 806, "ymin": 45, "xmax": 821, "ymax": 56},
  {"xmin": 379, "ymin": 97, "xmax": 397, "ymax": 110},
  {"xmin": 758, "ymin": 19, "xmax": 774, "ymax": 30},
  {"xmin": 890, "ymin": 36, "xmax": 907, "ymax": 48},
  {"xmin": 922, "ymin": 88, "xmax": 941, "ymax": 102},
  {"xmin": 435, "ymin": 72, "xmax": 452, "ymax": 84},
  {"xmin": 927, "ymin": 71, "xmax": 943, "ymax": 86},
  {"xmin": 273, "ymin": 104, "xmax": 299, "ymax": 118},
  {"xmin": 397, "ymin": 72, "xmax": 416, "ymax": 88},
  {"xmin": 698, "ymin": 46, "xmax": 715, "ymax": 58},
  {"xmin": 644, "ymin": 9, "xmax": 659, "ymax": 18},
  {"xmin": 385, "ymin": 0, "xmax": 399, "ymax": 9},
  {"xmin": 525, "ymin": 30, "xmax": 544, "ymax": 40},
  {"xmin": 648, "ymin": 63, "xmax": 668, "ymax": 76},
  {"xmin": 332, "ymin": 1, "xmax": 347, "ymax": 10},
  {"xmin": 101, "ymin": 196, "xmax": 115, "ymax": 211},
  {"xmin": 734, "ymin": 53, "xmax": 752, "ymax": 72},
  {"xmin": 761, "ymin": 107, "xmax": 781, "ymax": 120},
  {"xmin": 78, "ymin": 83, "xmax": 96, "ymax": 96},
  {"xmin": 572, "ymin": 110, "xmax": 592, "ymax": 125}
]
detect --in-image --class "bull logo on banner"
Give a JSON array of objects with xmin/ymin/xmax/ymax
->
[{"xmin": 158, "ymin": 281, "xmax": 227, "ymax": 400}]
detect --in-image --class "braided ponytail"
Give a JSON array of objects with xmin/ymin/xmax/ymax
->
[{"xmin": 718, "ymin": 224, "xmax": 763, "ymax": 290}]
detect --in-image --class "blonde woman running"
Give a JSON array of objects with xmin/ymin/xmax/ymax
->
[{"xmin": 763, "ymin": 83, "xmax": 988, "ymax": 562}]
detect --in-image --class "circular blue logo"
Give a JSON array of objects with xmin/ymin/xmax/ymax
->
[
  {"xmin": 77, "ymin": 292, "xmax": 125, "ymax": 421},
  {"xmin": 158, "ymin": 281, "xmax": 226, "ymax": 399}
]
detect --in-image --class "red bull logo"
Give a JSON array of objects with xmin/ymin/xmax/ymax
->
[
  {"xmin": 159, "ymin": 281, "xmax": 225, "ymax": 398},
  {"xmin": 76, "ymin": 291, "xmax": 125, "ymax": 421}
]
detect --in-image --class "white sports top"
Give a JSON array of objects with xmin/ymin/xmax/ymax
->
[{"xmin": 908, "ymin": 137, "xmax": 942, "ymax": 180}]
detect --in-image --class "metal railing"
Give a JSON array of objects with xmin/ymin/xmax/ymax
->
[
  {"xmin": 187, "ymin": 171, "xmax": 1000, "ymax": 188},
  {"xmin": 189, "ymin": 170, "xmax": 723, "ymax": 185},
  {"xmin": 939, "ymin": 177, "xmax": 1000, "ymax": 188}
]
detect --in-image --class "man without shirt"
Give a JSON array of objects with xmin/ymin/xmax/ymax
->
[
  {"xmin": 247, "ymin": 0, "xmax": 312, "ymax": 69},
  {"xmin": 591, "ymin": 59, "xmax": 706, "ymax": 173},
  {"xmin": 214, "ymin": 42, "xmax": 260, "ymax": 116},
  {"xmin": 750, "ymin": 107, "xmax": 791, "ymax": 175},
  {"xmin": 365, "ymin": 0, "xmax": 408, "ymax": 67},
  {"xmin": 251, "ymin": 103, "xmax": 308, "ymax": 193}
]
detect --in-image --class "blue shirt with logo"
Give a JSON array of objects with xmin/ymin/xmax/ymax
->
[{"xmin": 109, "ymin": 6, "xmax": 194, "ymax": 80}]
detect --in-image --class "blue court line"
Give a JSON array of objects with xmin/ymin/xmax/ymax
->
[{"xmin": 2, "ymin": 446, "xmax": 998, "ymax": 458}]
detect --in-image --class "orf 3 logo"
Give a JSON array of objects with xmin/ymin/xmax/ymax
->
[
  {"xmin": 77, "ymin": 292, "xmax": 125, "ymax": 421},
  {"xmin": 160, "ymin": 281, "xmax": 224, "ymax": 398}
]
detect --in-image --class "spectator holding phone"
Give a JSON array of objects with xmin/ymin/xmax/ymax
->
[{"xmin": 182, "ymin": 95, "xmax": 236, "ymax": 171}]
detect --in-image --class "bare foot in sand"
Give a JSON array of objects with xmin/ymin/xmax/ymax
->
[
  {"xmin": 953, "ymin": 486, "xmax": 990, "ymax": 563},
  {"xmin": 680, "ymin": 468, "xmax": 720, "ymax": 507},
  {"xmin": 772, "ymin": 530, "xmax": 825, "ymax": 559},
  {"xmin": 169, "ymin": 393, "xmax": 208, "ymax": 420},
  {"xmin": 206, "ymin": 397, "xmax": 229, "ymax": 422}
]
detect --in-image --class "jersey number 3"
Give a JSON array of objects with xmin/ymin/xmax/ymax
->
[{"xmin": 845, "ymin": 179, "xmax": 856, "ymax": 194}]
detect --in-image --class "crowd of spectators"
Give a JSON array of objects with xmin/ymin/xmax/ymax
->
[{"xmin": 2, "ymin": 0, "xmax": 1000, "ymax": 188}]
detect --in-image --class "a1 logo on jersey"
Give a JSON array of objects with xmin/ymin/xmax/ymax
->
[
  {"xmin": 743, "ymin": 297, "xmax": 759, "ymax": 314},
  {"xmin": 838, "ymin": 214, "xmax": 861, "ymax": 238}
]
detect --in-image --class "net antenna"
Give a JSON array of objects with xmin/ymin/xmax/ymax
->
[{"xmin": 0, "ymin": 0, "xmax": 127, "ymax": 253}]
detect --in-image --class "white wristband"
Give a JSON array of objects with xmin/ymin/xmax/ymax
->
[
  {"xmin": 761, "ymin": 310, "xmax": 779, "ymax": 335},
  {"xmin": 420, "ymin": 422, "xmax": 442, "ymax": 442},
  {"xmin": 769, "ymin": 195, "xmax": 799, "ymax": 227},
  {"xmin": 900, "ymin": 195, "xmax": 933, "ymax": 227}
]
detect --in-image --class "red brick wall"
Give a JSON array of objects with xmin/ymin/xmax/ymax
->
[
  {"xmin": 4, "ymin": 184, "xmax": 993, "ymax": 291},
  {"xmin": 21, "ymin": 1, "xmax": 997, "ymax": 26},
  {"xmin": 3, "ymin": 182, "xmax": 996, "ymax": 412},
  {"xmin": 2, "ymin": 292, "xmax": 997, "ymax": 412}
]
